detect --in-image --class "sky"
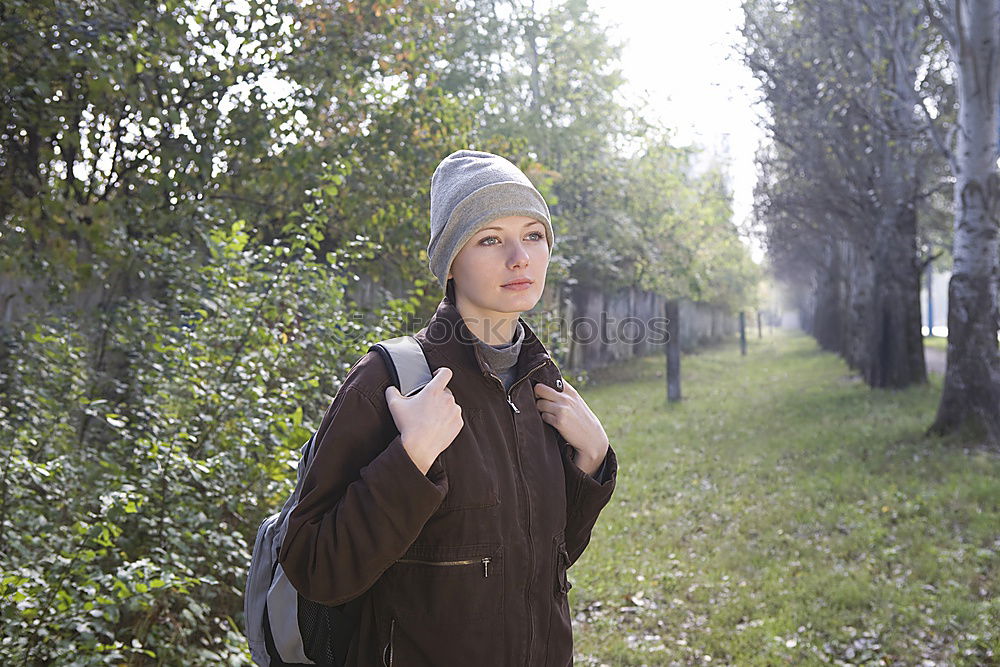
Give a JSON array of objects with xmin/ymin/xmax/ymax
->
[{"xmin": 587, "ymin": 0, "xmax": 767, "ymax": 259}]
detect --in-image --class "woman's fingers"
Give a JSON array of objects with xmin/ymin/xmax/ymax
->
[{"xmin": 535, "ymin": 398, "xmax": 562, "ymax": 414}]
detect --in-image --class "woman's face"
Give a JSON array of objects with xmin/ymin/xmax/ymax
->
[{"xmin": 447, "ymin": 214, "xmax": 549, "ymax": 319}]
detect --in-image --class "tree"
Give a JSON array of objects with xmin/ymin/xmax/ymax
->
[
  {"xmin": 0, "ymin": 0, "xmax": 462, "ymax": 661},
  {"xmin": 923, "ymin": 0, "xmax": 1000, "ymax": 443},
  {"xmin": 439, "ymin": 0, "xmax": 757, "ymax": 307},
  {"xmin": 743, "ymin": 0, "xmax": 944, "ymax": 388}
]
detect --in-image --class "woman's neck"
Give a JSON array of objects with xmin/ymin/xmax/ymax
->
[{"xmin": 453, "ymin": 296, "xmax": 520, "ymax": 346}]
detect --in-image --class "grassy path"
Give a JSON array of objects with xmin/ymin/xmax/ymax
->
[{"xmin": 570, "ymin": 331, "xmax": 999, "ymax": 666}]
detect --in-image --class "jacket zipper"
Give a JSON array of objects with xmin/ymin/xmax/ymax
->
[
  {"xmin": 481, "ymin": 355, "xmax": 550, "ymax": 662},
  {"xmin": 486, "ymin": 359, "xmax": 549, "ymax": 415},
  {"xmin": 396, "ymin": 556, "xmax": 492, "ymax": 578}
]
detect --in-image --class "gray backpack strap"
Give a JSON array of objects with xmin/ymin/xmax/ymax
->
[{"xmin": 371, "ymin": 335, "xmax": 433, "ymax": 397}]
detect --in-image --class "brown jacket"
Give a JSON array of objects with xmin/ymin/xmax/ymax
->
[{"xmin": 278, "ymin": 287, "xmax": 618, "ymax": 666}]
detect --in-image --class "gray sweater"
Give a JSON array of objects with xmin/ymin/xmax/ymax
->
[{"xmin": 473, "ymin": 321, "xmax": 525, "ymax": 392}]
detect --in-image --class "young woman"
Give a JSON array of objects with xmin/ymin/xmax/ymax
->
[{"xmin": 278, "ymin": 149, "xmax": 617, "ymax": 666}]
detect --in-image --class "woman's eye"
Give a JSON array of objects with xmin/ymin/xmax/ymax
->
[{"xmin": 479, "ymin": 232, "xmax": 544, "ymax": 246}]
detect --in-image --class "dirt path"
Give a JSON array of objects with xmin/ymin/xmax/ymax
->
[{"xmin": 925, "ymin": 346, "xmax": 946, "ymax": 375}]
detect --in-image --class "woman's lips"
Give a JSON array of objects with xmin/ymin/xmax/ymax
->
[{"xmin": 502, "ymin": 280, "xmax": 533, "ymax": 291}]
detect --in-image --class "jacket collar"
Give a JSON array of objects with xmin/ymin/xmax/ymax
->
[{"xmin": 417, "ymin": 280, "xmax": 563, "ymax": 390}]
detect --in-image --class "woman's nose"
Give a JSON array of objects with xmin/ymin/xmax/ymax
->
[{"xmin": 507, "ymin": 242, "xmax": 530, "ymax": 267}]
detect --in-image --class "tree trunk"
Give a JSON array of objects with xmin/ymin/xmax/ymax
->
[
  {"xmin": 665, "ymin": 299, "xmax": 681, "ymax": 402},
  {"xmin": 843, "ymin": 238, "xmax": 875, "ymax": 374},
  {"xmin": 812, "ymin": 241, "xmax": 844, "ymax": 354},
  {"xmin": 866, "ymin": 198, "xmax": 927, "ymax": 388},
  {"xmin": 930, "ymin": 0, "xmax": 1000, "ymax": 442}
]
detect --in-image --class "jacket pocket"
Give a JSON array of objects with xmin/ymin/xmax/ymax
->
[
  {"xmin": 553, "ymin": 533, "xmax": 572, "ymax": 597},
  {"xmin": 389, "ymin": 543, "xmax": 502, "ymax": 619},
  {"xmin": 436, "ymin": 416, "xmax": 500, "ymax": 512},
  {"xmin": 378, "ymin": 544, "xmax": 504, "ymax": 665},
  {"xmin": 543, "ymin": 532, "xmax": 574, "ymax": 666},
  {"xmin": 381, "ymin": 618, "xmax": 395, "ymax": 667}
]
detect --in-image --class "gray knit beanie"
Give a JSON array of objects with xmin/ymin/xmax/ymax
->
[{"xmin": 427, "ymin": 150, "xmax": 554, "ymax": 291}]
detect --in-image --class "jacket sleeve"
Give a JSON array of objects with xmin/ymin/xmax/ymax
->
[
  {"xmin": 559, "ymin": 436, "xmax": 618, "ymax": 566},
  {"xmin": 277, "ymin": 353, "xmax": 449, "ymax": 606}
]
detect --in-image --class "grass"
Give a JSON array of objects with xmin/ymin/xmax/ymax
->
[
  {"xmin": 923, "ymin": 336, "xmax": 948, "ymax": 351},
  {"xmin": 570, "ymin": 330, "xmax": 999, "ymax": 666}
]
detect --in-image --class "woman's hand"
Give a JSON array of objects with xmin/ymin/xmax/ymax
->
[
  {"xmin": 534, "ymin": 378, "xmax": 609, "ymax": 476},
  {"xmin": 386, "ymin": 367, "xmax": 464, "ymax": 475}
]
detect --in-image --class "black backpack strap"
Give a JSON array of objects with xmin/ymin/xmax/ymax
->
[{"xmin": 370, "ymin": 336, "xmax": 432, "ymax": 397}]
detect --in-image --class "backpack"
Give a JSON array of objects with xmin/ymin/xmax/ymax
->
[{"xmin": 244, "ymin": 335, "xmax": 433, "ymax": 666}]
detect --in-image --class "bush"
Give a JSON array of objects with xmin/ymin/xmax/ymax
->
[{"xmin": 0, "ymin": 205, "xmax": 421, "ymax": 664}]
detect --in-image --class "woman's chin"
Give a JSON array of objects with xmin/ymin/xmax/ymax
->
[{"xmin": 498, "ymin": 288, "xmax": 541, "ymax": 309}]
